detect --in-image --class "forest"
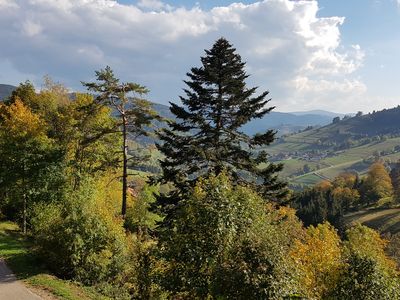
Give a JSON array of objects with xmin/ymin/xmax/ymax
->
[{"xmin": 1, "ymin": 38, "xmax": 400, "ymax": 299}]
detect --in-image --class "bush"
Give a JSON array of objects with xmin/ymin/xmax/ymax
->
[
  {"xmin": 330, "ymin": 254, "xmax": 400, "ymax": 300},
  {"xmin": 31, "ymin": 182, "xmax": 128, "ymax": 285},
  {"xmin": 125, "ymin": 184, "xmax": 162, "ymax": 238},
  {"xmin": 329, "ymin": 224, "xmax": 400, "ymax": 299},
  {"xmin": 158, "ymin": 172, "xmax": 303, "ymax": 299}
]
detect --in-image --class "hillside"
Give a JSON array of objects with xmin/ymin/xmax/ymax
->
[
  {"xmin": 291, "ymin": 110, "xmax": 349, "ymax": 118},
  {"xmin": 278, "ymin": 106, "xmax": 400, "ymax": 146},
  {"xmin": 0, "ymin": 84, "xmax": 16, "ymax": 100},
  {"xmin": 268, "ymin": 106, "xmax": 400, "ymax": 188},
  {"xmin": 151, "ymin": 101, "xmax": 337, "ymax": 136},
  {"xmin": 241, "ymin": 111, "xmax": 333, "ymax": 135},
  {"xmin": 344, "ymin": 208, "xmax": 400, "ymax": 234},
  {"xmin": 0, "ymin": 83, "xmax": 340, "ymax": 136}
]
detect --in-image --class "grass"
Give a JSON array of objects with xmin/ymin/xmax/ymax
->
[
  {"xmin": 269, "ymin": 134, "xmax": 400, "ymax": 187},
  {"xmin": 291, "ymin": 173, "xmax": 323, "ymax": 186},
  {"xmin": 344, "ymin": 207, "xmax": 400, "ymax": 234},
  {"xmin": 0, "ymin": 221, "xmax": 110, "ymax": 300}
]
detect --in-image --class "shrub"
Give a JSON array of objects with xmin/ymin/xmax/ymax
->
[
  {"xmin": 158, "ymin": 172, "xmax": 303, "ymax": 299},
  {"xmin": 31, "ymin": 182, "xmax": 128, "ymax": 285},
  {"xmin": 125, "ymin": 184, "xmax": 162, "ymax": 238},
  {"xmin": 330, "ymin": 254, "xmax": 400, "ymax": 300},
  {"xmin": 329, "ymin": 224, "xmax": 400, "ymax": 299}
]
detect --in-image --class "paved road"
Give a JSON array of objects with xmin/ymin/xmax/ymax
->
[{"xmin": 0, "ymin": 259, "xmax": 41, "ymax": 300}]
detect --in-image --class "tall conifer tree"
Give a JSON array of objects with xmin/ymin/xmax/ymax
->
[
  {"xmin": 83, "ymin": 67, "xmax": 158, "ymax": 217},
  {"xmin": 157, "ymin": 38, "xmax": 286, "ymax": 215}
]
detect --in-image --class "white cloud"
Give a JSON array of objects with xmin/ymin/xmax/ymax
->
[
  {"xmin": 22, "ymin": 20, "xmax": 43, "ymax": 37},
  {"xmin": 285, "ymin": 76, "xmax": 367, "ymax": 111},
  {"xmin": 0, "ymin": 0, "xmax": 366, "ymax": 112},
  {"xmin": 0, "ymin": 0, "xmax": 18, "ymax": 8},
  {"xmin": 137, "ymin": 0, "xmax": 173, "ymax": 11}
]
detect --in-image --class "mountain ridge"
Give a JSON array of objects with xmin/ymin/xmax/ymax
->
[{"xmin": 0, "ymin": 83, "xmax": 345, "ymax": 135}]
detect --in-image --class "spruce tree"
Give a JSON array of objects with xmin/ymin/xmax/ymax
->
[{"xmin": 156, "ymin": 38, "xmax": 286, "ymax": 215}]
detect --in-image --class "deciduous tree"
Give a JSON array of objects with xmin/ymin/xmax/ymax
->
[
  {"xmin": 360, "ymin": 162, "xmax": 393, "ymax": 205},
  {"xmin": 0, "ymin": 99, "xmax": 60, "ymax": 233}
]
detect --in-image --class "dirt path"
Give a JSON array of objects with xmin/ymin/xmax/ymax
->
[{"xmin": 0, "ymin": 259, "xmax": 41, "ymax": 300}]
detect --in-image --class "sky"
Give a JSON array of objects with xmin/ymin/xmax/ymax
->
[{"xmin": 0, "ymin": 0, "xmax": 400, "ymax": 113}]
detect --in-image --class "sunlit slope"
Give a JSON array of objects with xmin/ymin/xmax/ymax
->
[
  {"xmin": 344, "ymin": 208, "xmax": 400, "ymax": 234},
  {"xmin": 267, "ymin": 107, "xmax": 400, "ymax": 187}
]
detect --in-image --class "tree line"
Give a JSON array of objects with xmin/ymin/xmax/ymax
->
[{"xmin": 293, "ymin": 160, "xmax": 400, "ymax": 230}]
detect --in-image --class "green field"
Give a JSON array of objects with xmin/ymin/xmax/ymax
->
[{"xmin": 270, "ymin": 135, "xmax": 400, "ymax": 187}]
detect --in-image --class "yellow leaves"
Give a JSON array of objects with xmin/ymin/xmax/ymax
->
[
  {"xmin": 0, "ymin": 98, "xmax": 48, "ymax": 141},
  {"xmin": 333, "ymin": 172, "xmax": 357, "ymax": 188},
  {"xmin": 290, "ymin": 223, "xmax": 343, "ymax": 299},
  {"xmin": 332, "ymin": 186, "xmax": 360, "ymax": 207},
  {"xmin": 41, "ymin": 75, "xmax": 70, "ymax": 107},
  {"xmin": 345, "ymin": 223, "xmax": 397, "ymax": 272},
  {"xmin": 366, "ymin": 162, "xmax": 393, "ymax": 198},
  {"xmin": 359, "ymin": 162, "xmax": 394, "ymax": 205},
  {"xmin": 276, "ymin": 205, "xmax": 297, "ymax": 219},
  {"xmin": 291, "ymin": 222, "xmax": 399, "ymax": 299}
]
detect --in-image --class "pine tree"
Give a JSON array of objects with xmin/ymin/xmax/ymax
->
[
  {"xmin": 156, "ymin": 38, "xmax": 286, "ymax": 216},
  {"xmin": 83, "ymin": 67, "xmax": 159, "ymax": 217}
]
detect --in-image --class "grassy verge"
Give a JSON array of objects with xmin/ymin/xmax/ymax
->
[{"xmin": 0, "ymin": 221, "xmax": 109, "ymax": 300}]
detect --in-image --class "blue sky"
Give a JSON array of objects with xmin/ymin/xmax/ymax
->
[{"xmin": 0, "ymin": 0, "xmax": 399, "ymax": 113}]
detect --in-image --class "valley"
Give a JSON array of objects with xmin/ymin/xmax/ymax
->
[{"xmin": 267, "ymin": 107, "xmax": 400, "ymax": 188}]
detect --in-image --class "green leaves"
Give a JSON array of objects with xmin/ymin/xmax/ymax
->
[
  {"xmin": 31, "ymin": 181, "xmax": 128, "ymax": 285},
  {"xmin": 159, "ymin": 173, "xmax": 302, "ymax": 299}
]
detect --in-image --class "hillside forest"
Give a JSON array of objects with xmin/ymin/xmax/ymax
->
[{"xmin": 1, "ymin": 38, "xmax": 400, "ymax": 299}]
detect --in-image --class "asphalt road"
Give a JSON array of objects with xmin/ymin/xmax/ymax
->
[{"xmin": 0, "ymin": 259, "xmax": 41, "ymax": 299}]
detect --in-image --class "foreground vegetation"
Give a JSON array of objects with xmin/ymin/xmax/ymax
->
[
  {"xmin": 0, "ymin": 222, "xmax": 109, "ymax": 300},
  {"xmin": 0, "ymin": 38, "xmax": 400, "ymax": 299}
]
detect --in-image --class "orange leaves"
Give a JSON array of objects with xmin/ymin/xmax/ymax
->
[{"xmin": 314, "ymin": 180, "xmax": 333, "ymax": 191}]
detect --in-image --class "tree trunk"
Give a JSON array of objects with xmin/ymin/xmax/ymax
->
[
  {"xmin": 122, "ymin": 114, "xmax": 128, "ymax": 218},
  {"xmin": 23, "ymin": 192, "xmax": 27, "ymax": 235},
  {"xmin": 22, "ymin": 163, "xmax": 27, "ymax": 235}
]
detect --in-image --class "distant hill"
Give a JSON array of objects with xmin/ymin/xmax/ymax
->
[
  {"xmin": 291, "ymin": 110, "xmax": 351, "ymax": 118},
  {"xmin": 0, "ymin": 82, "xmax": 343, "ymax": 136},
  {"xmin": 0, "ymin": 84, "xmax": 16, "ymax": 100},
  {"xmin": 267, "ymin": 106, "xmax": 400, "ymax": 188},
  {"xmin": 241, "ymin": 111, "xmax": 333, "ymax": 135},
  {"xmin": 272, "ymin": 106, "xmax": 400, "ymax": 150},
  {"xmin": 153, "ymin": 102, "xmax": 337, "ymax": 136},
  {"xmin": 295, "ymin": 106, "xmax": 400, "ymax": 144}
]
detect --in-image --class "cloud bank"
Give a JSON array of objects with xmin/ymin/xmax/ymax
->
[{"xmin": 0, "ymin": 0, "xmax": 365, "ymax": 112}]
